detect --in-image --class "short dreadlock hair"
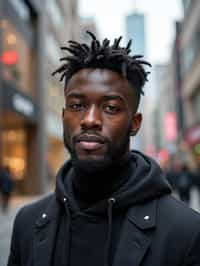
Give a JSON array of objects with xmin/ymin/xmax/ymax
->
[{"xmin": 52, "ymin": 31, "xmax": 151, "ymax": 109}]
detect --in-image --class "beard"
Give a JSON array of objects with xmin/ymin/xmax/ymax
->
[{"xmin": 63, "ymin": 127, "xmax": 132, "ymax": 175}]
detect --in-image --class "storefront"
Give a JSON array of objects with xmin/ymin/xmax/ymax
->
[
  {"xmin": 1, "ymin": 81, "xmax": 38, "ymax": 193},
  {"xmin": 184, "ymin": 122, "xmax": 200, "ymax": 168}
]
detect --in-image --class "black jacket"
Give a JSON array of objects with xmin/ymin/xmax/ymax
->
[
  {"xmin": 7, "ymin": 152, "xmax": 200, "ymax": 266},
  {"xmin": 7, "ymin": 193, "xmax": 200, "ymax": 266}
]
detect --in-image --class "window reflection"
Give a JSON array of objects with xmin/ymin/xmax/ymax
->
[
  {"xmin": 0, "ymin": 18, "xmax": 36, "ymax": 97},
  {"xmin": 2, "ymin": 129, "xmax": 27, "ymax": 180},
  {"xmin": 8, "ymin": 0, "xmax": 31, "ymax": 21}
]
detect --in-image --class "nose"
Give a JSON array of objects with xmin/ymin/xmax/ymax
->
[{"xmin": 80, "ymin": 105, "xmax": 102, "ymax": 130}]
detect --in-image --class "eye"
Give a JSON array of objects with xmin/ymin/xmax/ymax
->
[
  {"xmin": 67, "ymin": 102, "xmax": 84, "ymax": 111},
  {"xmin": 104, "ymin": 104, "xmax": 120, "ymax": 114}
]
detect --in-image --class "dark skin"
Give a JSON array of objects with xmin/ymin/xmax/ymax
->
[{"xmin": 62, "ymin": 68, "xmax": 142, "ymax": 164}]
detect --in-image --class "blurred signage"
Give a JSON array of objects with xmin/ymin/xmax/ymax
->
[
  {"xmin": 164, "ymin": 112, "xmax": 177, "ymax": 142},
  {"xmin": 1, "ymin": 79, "xmax": 37, "ymax": 122},
  {"xmin": 146, "ymin": 144, "xmax": 157, "ymax": 158},
  {"xmin": 0, "ymin": 50, "xmax": 18, "ymax": 65},
  {"xmin": 12, "ymin": 94, "xmax": 34, "ymax": 117},
  {"xmin": 185, "ymin": 123, "xmax": 200, "ymax": 145},
  {"xmin": 158, "ymin": 149, "xmax": 169, "ymax": 164}
]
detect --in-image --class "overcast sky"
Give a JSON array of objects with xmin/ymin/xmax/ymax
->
[{"xmin": 78, "ymin": 0, "xmax": 183, "ymax": 64}]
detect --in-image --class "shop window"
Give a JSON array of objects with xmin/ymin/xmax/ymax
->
[
  {"xmin": 181, "ymin": 25, "xmax": 200, "ymax": 77},
  {"xmin": 0, "ymin": 18, "xmax": 36, "ymax": 97},
  {"xmin": 2, "ymin": 129, "xmax": 27, "ymax": 180},
  {"xmin": 182, "ymin": 43, "xmax": 195, "ymax": 75}
]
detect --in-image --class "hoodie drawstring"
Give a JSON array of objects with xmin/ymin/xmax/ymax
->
[
  {"xmin": 62, "ymin": 197, "xmax": 72, "ymax": 266},
  {"xmin": 61, "ymin": 197, "xmax": 116, "ymax": 266},
  {"xmin": 104, "ymin": 197, "xmax": 116, "ymax": 266}
]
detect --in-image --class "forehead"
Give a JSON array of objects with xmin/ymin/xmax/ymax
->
[{"xmin": 65, "ymin": 68, "xmax": 134, "ymax": 97}]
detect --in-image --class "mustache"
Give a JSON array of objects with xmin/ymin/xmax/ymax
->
[{"xmin": 73, "ymin": 132, "xmax": 107, "ymax": 144}]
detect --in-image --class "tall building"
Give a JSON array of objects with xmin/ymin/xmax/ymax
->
[
  {"xmin": 141, "ymin": 66, "xmax": 158, "ymax": 159},
  {"xmin": 126, "ymin": 12, "xmax": 147, "ymax": 151},
  {"xmin": 44, "ymin": 0, "xmax": 80, "ymax": 186},
  {"xmin": 126, "ymin": 13, "xmax": 146, "ymax": 56},
  {"xmin": 182, "ymin": 0, "xmax": 192, "ymax": 14},
  {"xmin": 155, "ymin": 63, "xmax": 178, "ymax": 162},
  {"xmin": 178, "ymin": 0, "xmax": 200, "ymax": 168},
  {"xmin": 153, "ymin": 64, "xmax": 168, "ymax": 151},
  {"xmin": 0, "ymin": 0, "xmax": 80, "ymax": 195}
]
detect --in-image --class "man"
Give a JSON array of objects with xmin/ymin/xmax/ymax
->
[{"xmin": 8, "ymin": 32, "xmax": 200, "ymax": 266}]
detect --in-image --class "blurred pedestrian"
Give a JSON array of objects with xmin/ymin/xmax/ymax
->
[
  {"xmin": 0, "ymin": 166, "xmax": 14, "ymax": 213},
  {"xmin": 163, "ymin": 161, "xmax": 177, "ymax": 190},
  {"xmin": 193, "ymin": 165, "xmax": 200, "ymax": 203},
  {"xmin": 8, "ymin": 32, "xmax": 200, "ymax": 266},
  {"xmin": 176, "ymin": 164, "xmax": 192, "ymax": 204}
]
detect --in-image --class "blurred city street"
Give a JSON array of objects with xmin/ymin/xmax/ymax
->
[
  {"xmin": 0, "ymin": 207, "xmax": 18, "ymax": 266},
  {"xmin": 0, "ymin": 0, "xmax": 200, "ymax": 264}
]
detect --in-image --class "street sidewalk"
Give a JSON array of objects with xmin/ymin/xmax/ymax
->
[{"xmin": 0, "ymin": 196, "xmax": 40, "ymax": 266}]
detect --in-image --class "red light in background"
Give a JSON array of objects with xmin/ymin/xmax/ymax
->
[
  {"xmin": 158, "ymin": 149, "xmax": 169, "ymax": 164},
  {"xmin": 164, "ymin": 112, "xmax": 177, "ymax": 142},
  {"xmin": 0, "ymin": 50, "xmax": 18, "ymax": 65}
]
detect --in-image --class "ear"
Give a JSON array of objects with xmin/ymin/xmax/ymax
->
[{"xmin": 130, "ymin": 113, "xmax": 142, "ymax": 136}]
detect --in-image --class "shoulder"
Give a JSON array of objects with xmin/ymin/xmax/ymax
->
[
  {"xmin": 158, "ymin": 196, "xmax": 200, "ymax": 265},
  {"xmin": 157, "ymin": 194, "xmax": 200, "ymax": 233},
  {"xmin": 8, "ymin": 194, "xmax": 58, "ymax": 264},
  {"xmin": 13, "ymin": 193, "xmax": 56, "ymax": 232},
  {"xmin": 158, "ymin": 195, "xmax": 200, "ymax": 220}
]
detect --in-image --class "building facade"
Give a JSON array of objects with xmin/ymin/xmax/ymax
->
[
  {"xmin": 179, "ymin": 0, "xmax": 200, "ymax": 167},
  {"xmin": 126, "ymin": 13, "xmax": 146, "ymax": 56},
  {"xmin": 125, "ymin": 12, "xmax": 147, "ymax": 151},
  {"xmin": 0, "ymin": 0, "xmax": 80, "ymax": 194},
  {"xmin": 44, "ymin": 0, "xmax": 80, "ymax": 184}
]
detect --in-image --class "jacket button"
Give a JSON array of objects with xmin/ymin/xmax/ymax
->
[
  {"xmin": 144, "ymin": 215, "xmax": 150, "ymax": 220},
  {"xmin": 42, "ymin": 213, "xmax": 47, "ymax": 219}
]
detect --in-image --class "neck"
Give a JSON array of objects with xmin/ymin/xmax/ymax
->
[{"xmin": 71, "ymin": 153, "xmax": 132, "ymax": 208}]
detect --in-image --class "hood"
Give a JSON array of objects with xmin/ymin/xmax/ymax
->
[{"xmin": 55, "ymin": 150, "xmax": 171, "ymax": 214}]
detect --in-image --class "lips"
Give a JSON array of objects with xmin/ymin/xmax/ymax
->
[
  {"xmin": 77, "ymin": 141, "xmax": 104, "ymax": 150},
  {"xmin": 75, "ymin": 134, "xmax": 105, "ymax": 151}
]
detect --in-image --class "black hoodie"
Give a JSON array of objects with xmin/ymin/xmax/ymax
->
[{"xmin": 54, "ymin": 151, "xmax": 171, "ymax": 266}]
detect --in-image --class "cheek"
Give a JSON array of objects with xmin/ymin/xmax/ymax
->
[
  {"xmin": 103, "ymin": 116, "xmax": 132, "ymax": 140},
  {"xmin": 63, "ymin": 114, "xmax": 81, "ymax": 138}
]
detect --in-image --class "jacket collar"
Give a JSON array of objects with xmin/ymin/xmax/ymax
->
[
  {"xmin": 113, "ymin": 198, "xmax": 157, "ymax": 266},
  {"xmin": 128, "ymin": 197, "xmax": 157, "ymax": 230},
  {"xmin": 33, "ymin": 194, "xmax": 158, "ymax": 266},
  {"xmin": 35, "ymin": 194, "xmax": 60, "ymax": 228}
]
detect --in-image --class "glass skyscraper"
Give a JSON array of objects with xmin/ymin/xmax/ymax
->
[
  {"xmin": 126, "ymin": 12, "xmax": 147, "ymax": 151},
  {"xmin": 126, "ymin": 13, "xmax": 146, "ymax": 56}
]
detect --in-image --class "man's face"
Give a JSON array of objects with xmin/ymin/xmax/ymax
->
[{"xmin": 62, "ymin": 68, "xmax": 142, "ymax": 168}]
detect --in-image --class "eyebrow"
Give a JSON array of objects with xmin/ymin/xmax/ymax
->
[
  {"xmin": 65, "ymin": 91, "xmax": 127, "ymax": 104},
  {"xmin": 101, "ymin": 94, "xmax": 125, "ymax": 102},
  {"xmin": 65, "ymin": 92, "xmax": 85, "ymax": 99}
]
